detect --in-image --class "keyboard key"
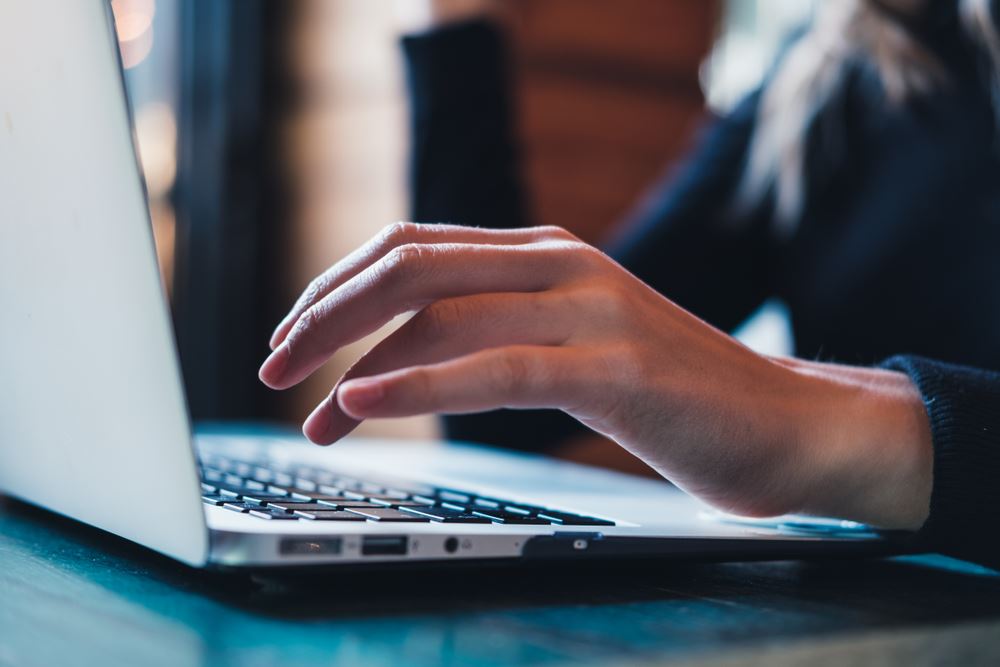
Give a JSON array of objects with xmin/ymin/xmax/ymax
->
[
  {"xmin": 267, "ymin": 503, "xmax": 329, "ymax": 513},
  {"xmin": 311, "ymin": 472, "xmax": 340, "ymax": 486},
  {"xmin": 471, "ymin": 510, "xmax": 552, "ymax": 525},
  {"xmin": 223, "ymin": 474, "xmax": 245, "ymax": 487},
  {"xmin": 290, "ymin": 490, "xmax": 327, "ymax": 501},
  {"xmin": 242, "ymin": 479, "xmax": 267, "ymax": 491},
  {"xmin": 249, "ymin": 509, "xmax": 300, "ymax": 520},
  {"xmin": 272, "ymin": 472, "xmax": 294, "ymax": 487},
  {"xmin": 536, "ymin": 512, "xmax": 615, "ymax": 526},
  {"xmin": 240, "ymin": 493, "xmax": 290, "ymax": 505},
  {"xmin": 368, "ymin": 498, "xmax": 426, "ymax": 508},
  {"xmin": 207, "ymin": 457, "xmax": 234, "ymax": 471},
  {"xmin": 345, "ymin": 508, "xmax": 432, "ymax": 522},
  {"xmin": 201, "ymin": 482, "xmax": 218, "ymax": 493},
  {"xmin": 222, "ymin": 502, "xmax": 255, "ymax": 513},
  {"xmin": 201, "ymin": 494, "xmax": 229, "ymax": 505},
  {"xmin": 291, "ymin": 492, "xmax": 356, "ymax": 502},
  {"xmin": 252, "ymin": 467, "xmax": 274, "ymax": 483},
  {"xmin": 504, "ymin": 505, "xmax": 545, "ymax": 517},
  {"xmin": 472, "ymin": 498, "xmax": 502, "ymax": 509},
  {"xmin": 293, "ymin": 478, "xmax": 318, "ymax": 492},
  {"xmin": 377, "ymin": 488, "xmax": 412, "ymax": 500},
  {"xmin": 293, "ymin": 509, "xmax": 368, "ymax": 521},
  {"xmin": 316, "ymin": 499, "xmax": 384, "ymax": 509},
  {"xmin": 437, "ymin": 490, "xmax": 473, "ymax": 504},
  {"xmin": 440, "ymin": 501, "xmax": 471, "ymax": 512},
  {"xmin": 333, "ymin": 478, "xmax": 364, "ymax": 491},
  {"xmin": 232, "ymin": 462, "xmax": 253, "ymax": 477},
  {"xmin": 400, "ymin": 506, "xmax": 492, "ymax": 523}
]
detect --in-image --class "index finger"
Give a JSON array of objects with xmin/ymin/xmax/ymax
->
[
  {"xmin": 269, "ymin": 223, "xmax": 575, "ymax": 349},
  {"xmin": 259, "ymin": 240, "xmax": 592, "ymax": 390}
]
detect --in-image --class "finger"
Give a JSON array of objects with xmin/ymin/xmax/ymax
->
[
  {"xmin": 260, "ymin": 240, "xmax": 596, "ymax": 390},
  {"xmin": 336, "ymin": 345, "xmax": 591, "ymax": 420},
  {"xmin": 269, "ymin": 223, "xmax": 576, "ymax": 349},
  {"xmin": 302, "ymin": 292, "xmax": 575, "ymax": 444}
]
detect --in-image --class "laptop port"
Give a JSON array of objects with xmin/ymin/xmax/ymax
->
[
  {"xmin": 279, "ymin": 538, "xmax": 343, "ymax": 556},
  {"xmin": 361, "ymin": 535, "xmax": 408, "ymax": 556}
]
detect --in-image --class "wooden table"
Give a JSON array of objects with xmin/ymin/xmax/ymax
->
[{"xmin": 2, "ymin": 496, "xmax": 999, "ymax": 667}]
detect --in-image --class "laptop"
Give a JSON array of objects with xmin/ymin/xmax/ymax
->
[{"xmin": 0, "ymin": 0, "xmax": 911, "ymax": 569}]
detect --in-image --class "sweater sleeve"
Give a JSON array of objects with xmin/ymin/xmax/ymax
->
[
  {"xmin": 606, "ymin": 91, "xmax": 776, "ymax": 334},
  {"xmin": 881, "ymin": 355, "xmax": 1000, "ymax": 569},
  {"xmin": 401, "ymin": 20, "xmax": 530, "ymax": 231}
]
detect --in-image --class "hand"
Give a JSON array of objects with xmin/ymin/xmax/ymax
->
[{"xmin": 261, "ymin": 223, "xmax": 932, "ymax": 529}]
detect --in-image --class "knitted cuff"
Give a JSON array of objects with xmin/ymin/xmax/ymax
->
[{"xmin": 881, "ymin": 355, "xmax": 1000, "ymax": 569}]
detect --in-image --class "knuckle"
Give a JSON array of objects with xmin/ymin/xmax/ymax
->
[
  {"xmin": 380, "ymin": 243, "xmax": 428, "ymax": 282},
  {"xmin": 289, "ymin": 307, "xmax": 319, "ymax": 340},
  {"xmin": 413, "ymin": 299, "xmax": 463, "ymax": 343},
  {"xmin": 539, "ymin": 239, "xmax": 606, "ymax": 270},
  {"xmin": 491, "ymin": 351, "xmax": 538, "ymax": 395},
  {"xmin": 409, "ymin": 367, "xmax": 436, "ymax": 403},
  {"xmin": 298, "ymin": 277, "xmax": 326, "ymax": 309},
  {"xmin": 379, "ymin": 221, "xmax": 419, "ymax": 248},
  {"xmin": 572, "ymin": 241, "xmax": 608, "ymax": 266},
  {"xmin": 564, "ymin": 283, "xmax": 630, "ymax": 320},
  {"xmin": 590, "ymin": 283, "xmax": 632, "ymax": 319},
  {"xmin": 536, "ymin": 225, "xmax": 577, "ymax": 242}
]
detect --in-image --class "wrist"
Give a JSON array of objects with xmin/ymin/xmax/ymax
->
[{"xmin": 776, "ymin": 358, "xmax": 933, "ymax": 529}]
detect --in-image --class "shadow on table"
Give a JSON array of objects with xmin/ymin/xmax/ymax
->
[{"xmin": 3, "ymin": 496, "xmax": 999, "ymax": 667}]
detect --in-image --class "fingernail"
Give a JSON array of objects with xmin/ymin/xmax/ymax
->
[
  {"xmin": 339, "ymin": 378, "xmax": 384, "ymax": 415},
  {"xmin": 303, "ymin": 400, "xmax": 332, "ymax": 442},
  {"xmin": 259, "ymin": 342, "xmax": 290, "ymax": 386}
]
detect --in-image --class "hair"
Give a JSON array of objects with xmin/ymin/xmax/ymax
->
[{"xmin": 736, "ymin": 0, "xmax": 1000, "ymax": 235}]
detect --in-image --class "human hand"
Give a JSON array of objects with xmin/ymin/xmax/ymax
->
[{"xmin": 261, "ymin": 223, "xmax": 932, "ymax": 529}]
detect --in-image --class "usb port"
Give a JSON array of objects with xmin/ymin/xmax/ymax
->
[{"xmin": 361, "ymin": 535, "xmax": 408, "ymax": 556}]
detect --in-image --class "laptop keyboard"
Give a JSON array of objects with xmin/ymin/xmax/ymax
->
[{"xmin": 199, "ymin": 456, "xmax": 615, "ymax": 526}]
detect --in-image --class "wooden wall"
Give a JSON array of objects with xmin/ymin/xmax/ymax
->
[{"xmin": 505, "ymin": 0, "xmax": 720, "ymax": 243}]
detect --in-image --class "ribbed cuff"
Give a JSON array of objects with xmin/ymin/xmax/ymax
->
[
  {"xmin": 881, "ymin": 355, "xmax": 1000, "ymax": 569},
  {"xmin": 401, "ymin": 20, "xmax": 510, "ymax": 116}
]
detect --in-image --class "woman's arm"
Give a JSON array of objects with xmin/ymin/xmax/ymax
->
[
  {"xmin": 261, "ymin": 224, "xmax": 933, "ymax": 532},
  {"xmin": 607, "ymin": 91, "xmax": 775, "ymax": 334}
]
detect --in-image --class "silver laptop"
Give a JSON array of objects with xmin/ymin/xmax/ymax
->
[{"xmin": 0, "ymin": 0, "xmax": 909, "ymax": 569}]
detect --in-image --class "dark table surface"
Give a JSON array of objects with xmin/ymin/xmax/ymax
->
[{"xmin": 2, "ymin": 496, "xmax": 999, "ymax": 667}]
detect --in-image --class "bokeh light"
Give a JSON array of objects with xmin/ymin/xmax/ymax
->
[{"xmin": 112, "ymin": 0, "xmax": 156, "ymax": 69}]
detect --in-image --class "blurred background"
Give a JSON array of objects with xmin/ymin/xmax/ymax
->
[{"xmin": 114, "ymin": 0, "xmax": 818, "ymax": 440}]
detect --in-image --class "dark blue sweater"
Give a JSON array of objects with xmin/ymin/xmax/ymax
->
[{"xmin": 401, "ymin": 20, "xmax": 1000, "ymax": 568}]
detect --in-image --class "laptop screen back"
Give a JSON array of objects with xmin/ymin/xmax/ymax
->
[{"xmin": 0, "ymin": 0, "xmax": 207, "ymax": 565}]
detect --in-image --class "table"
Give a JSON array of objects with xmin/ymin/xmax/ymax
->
[{"xmin": 1, "ymin": 496, "xmax": 999, "ymax": 667}]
